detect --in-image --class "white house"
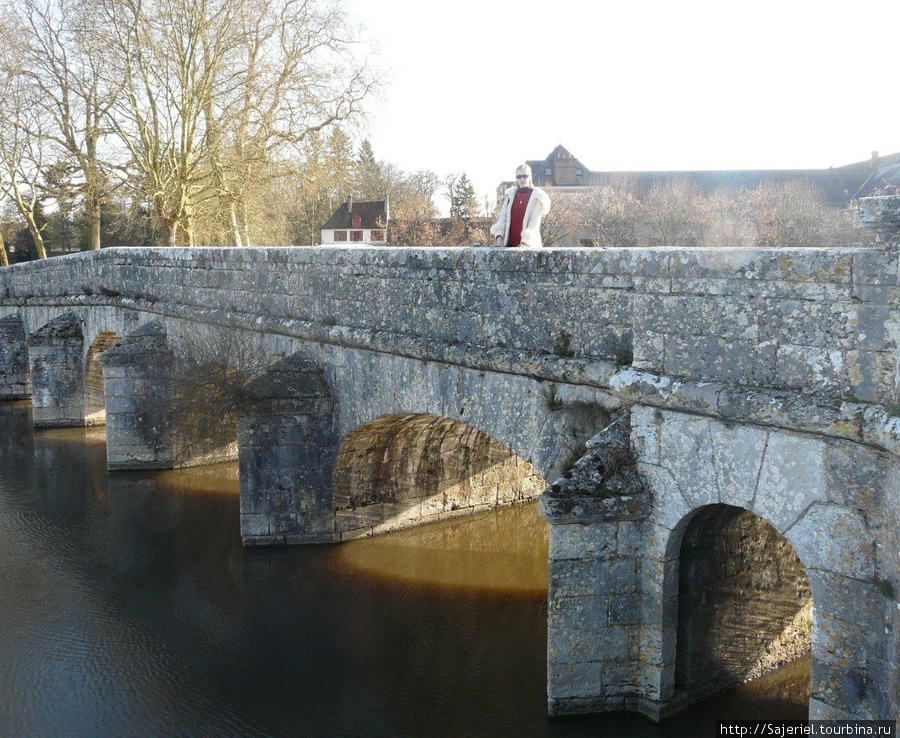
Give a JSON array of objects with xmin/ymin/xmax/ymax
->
[{"xmin": 320, "ymin": 197, "xmax": 388, "ymax": 245}]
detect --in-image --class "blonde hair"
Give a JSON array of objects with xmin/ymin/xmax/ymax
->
[{"xmin": 515, "ymin": 163, "xmax": 534, "ymax": 189}]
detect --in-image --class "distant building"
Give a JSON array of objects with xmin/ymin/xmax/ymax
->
[
  {"xmin": 853, "ymin": 153, "xmax": 900, "ymax": 198},
  {"xmin": 320, "ymin": 197, "xmax": 388, "ymax": 245},
  {"xmin": 500, "ymin": 145, "xmax": 900, "ymax": 209}
]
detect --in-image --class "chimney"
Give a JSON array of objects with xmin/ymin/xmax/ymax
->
[
  {"xmin": 346, "ymin": 195, "xmax": 353, "ymax": 212},
  {"xmin": 872, "ymin": 151, "xmax": 880, "ymax": 170}
]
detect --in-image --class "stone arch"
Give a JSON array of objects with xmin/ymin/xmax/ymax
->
[
  {"xmin": 332, "ymin": 413, "xmax": 548, "ymax": 540},
  {"xmin": 664, "ymin": 503, "xmax": 812, "ymax": 708},
  {"xmin": 83, "ymin": 331, "xmax": 122, "ymax": 425},
  {"xmin": 637, "ymin": 407, "xmax": 890, "ymax": 720}
]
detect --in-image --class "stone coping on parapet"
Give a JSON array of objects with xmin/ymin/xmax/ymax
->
[
  {"xmin": 0, "ymin": 242, "xmax": 894, "ymax": 281},
  {"xmin": 609, "ymin": 367, "xmax": 900, "ymax": 458}
]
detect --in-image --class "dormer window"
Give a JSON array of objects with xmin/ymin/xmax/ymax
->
[{"xmin": 352, "ymin": 213, "xmax": 361, "ymax": 228}]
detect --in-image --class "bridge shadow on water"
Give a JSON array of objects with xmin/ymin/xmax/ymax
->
[{"xmin": 0, "ymin": 401, "xmax": 809, "ymax": 737}]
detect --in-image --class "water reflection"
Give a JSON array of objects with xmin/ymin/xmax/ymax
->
[
  {"xmin": 339, "ymin": 503, "xmax": 549, "ymax": 593},
  {"xmin": 0, "ymin": 402, "xmax": 808, "ymax": 737}
]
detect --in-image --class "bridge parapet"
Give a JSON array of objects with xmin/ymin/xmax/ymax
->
[{"xmin": 1, "ymin": 245, "xmax": 897, "ymax": 407}]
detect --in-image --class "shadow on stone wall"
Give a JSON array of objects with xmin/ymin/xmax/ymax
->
[
  {"xmin": 85, "ymin": 331, "xmax": 121, "ymax": 425},
  {"xmin": 675, "ymin": 504, "xmax": 812, "ymax": 705},
  {"xmin": 333, "ymin": 413, "xmax": 547, "ymax": 540}
]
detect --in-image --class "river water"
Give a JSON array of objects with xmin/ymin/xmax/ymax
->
[{"xmin": 0, "ymin": 402, "xmax": 808, "ymax": 737}]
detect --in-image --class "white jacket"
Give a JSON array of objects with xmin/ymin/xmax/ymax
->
[{"xmin": 490, "ymin": 186, "xmax": 552, "ymax": 248}]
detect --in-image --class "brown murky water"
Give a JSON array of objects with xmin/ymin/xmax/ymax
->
[{"xmin": 0, "ymin": 402, "xmax": 808, "ymax": 737}]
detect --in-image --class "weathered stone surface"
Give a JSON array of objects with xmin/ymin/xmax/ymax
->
[
  {"xmin": 26, "ymin": 311, "xmax": 85, "ymax": 427},
  {"xmin": 238, "ymin": 352, "xmax": 338, "ymax": 545},
  {"xmin": 3, "ymin": 245, "xmax": 899, "ymax": 722},
  {"xmin": 0, "ymin": 314, "xmax": 30, "ymax": 399},
  {"xmin": 100, "ymin": 320, "xmax": 175, "ymax": 470}
]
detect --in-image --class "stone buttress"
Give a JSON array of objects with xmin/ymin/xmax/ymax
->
[
  {"xmin": 27, "ymin": 311, "xmax": 86, "ymax": 427},
  {"xmin": 99, "ymin": 321, "xmax": 176, "ymax": 470},
  {"xmin": 238, "ymin": 352, "xmax": 337, "ymax": 546},
  {"xmin": 0, "ymin": 314, "xmax": 31, "ymax": 400}
]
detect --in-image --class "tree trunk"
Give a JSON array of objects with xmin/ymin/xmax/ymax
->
[
  {"xmin": 86, "ymin": 189, "xmax": 102, "ymax": 250},
  {"xmin": 0, "ymin": 232, "xmax": 8, "ymax": 267},
  {"xmin": 28, "ymin": 223, "xmax": 47, "ymax": 259},
  {"xmin": 229, "ymin": 202, "xmax": 243, "ymax": 247}
]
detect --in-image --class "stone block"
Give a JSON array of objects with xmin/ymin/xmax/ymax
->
[
  {"xmin": 754, "ymin": 431, "xmax": 825, "ymax": 532},
  {"xmin": 638, "ymin": 462, "xmax": 689, "ymax": 531},
  {"xmin": 658, "ymin": 413, "xmax": 719, "ymax": 510},
  {"xmin": 811, "ymin": 660, "xmax": 878, "ymax": 718},
  {"xmin": 824, "ymin": 440, "xmax": 889, "ymax": 511},
  {"xmin": 599, "ymin": 558, "xmax": 638, "ymax": 594},
  {"xmin": 813, "ymin": 609, "xmax": 880, "ymax": 667},
  {"xmin": 608, "ymin": 593, "xmax": 640, "ymax": 625},
  {"xmin": 550, "ymin": 558, "xmax": 601, "ymax": 599},
  {"xmin": 790, "ymin": 503, "xmax": 875, "ymax": 579},
  {"xmin": 548, "ymin": 660, "xmax": 605, "ymax": 699},
  {"xmin": 548, "ymin": 595, "xmax": 615, "ymax": 663},
  {"xmin": 664, "ymin": 333, "xmax": 777, "ymax": 387},
  {"xmin": 549, "ymin": 522, "xmax": 617, "ymax": 561},
  {"xmin": 708, "ymin": 419, "xmax": 768, "ymax": 509},
  {"xmin": 240, "ymin": 513, "xmax": 271, "ymax": 538},
  {"xmin": 852, "ymin": 247, "xmax": 898, "ymax": 286}
]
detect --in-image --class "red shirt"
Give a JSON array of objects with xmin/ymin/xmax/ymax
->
[{"xmin": 508, "ymin": 188, "xmax": 532, "ymax": 246}]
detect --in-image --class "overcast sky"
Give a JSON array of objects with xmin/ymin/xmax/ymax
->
[{"xmin": 345, "ymin": 0, "xmax": 900, "ymax": 209}]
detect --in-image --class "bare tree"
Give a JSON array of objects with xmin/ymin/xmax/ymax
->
[
  {"xmin": 743, "ymin": 179, "xmax": 858, "ymax": 248},
  {"xmin": 97, "ymin": 0, "xmax": 237, "ymax": 246},
  {"xmin": 95, "ymin": 0, "xmax": 376, "ymax": 248},
  {"xmin": 701, "ymin": 188, "xmax": 754, "ymax": 248},
  {"xmin": 540, "ymin": 190, "xmax": 583, "ymax": 247},
  {"xmin": 0, "ymin": 23, "xmax": 51, "ymax": 259},
  {"xmin": 643, "ymin": 177, "xmax": 706, "ymax": 246},
  {"xmin": 580, "ymin": 182, "xmax": 641, "ymax": 248},
  {"xmin": 15, "ymin": 0, "xmax": 120, "ymax": 251}
]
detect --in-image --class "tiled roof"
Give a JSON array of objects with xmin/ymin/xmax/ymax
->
[
  {"xmin": 503, "ymin": 145, "xmax": 900, "ymax": 207},
  {"xmin": 321, "ymin": 200, "xmax": 388, "ymax": 230},
  {"xmin": 854, "ymin": 164, "xmax": 900, "ymax": 198}
]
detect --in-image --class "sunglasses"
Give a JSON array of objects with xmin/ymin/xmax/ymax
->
[{"xmin": 516, "ymin": 174, "xmax": 528, "ymax": 179}]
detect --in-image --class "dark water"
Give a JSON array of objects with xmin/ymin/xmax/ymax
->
[{"xmin": 0, "ymin": 403, "xmax": 808, "ymax": 737}]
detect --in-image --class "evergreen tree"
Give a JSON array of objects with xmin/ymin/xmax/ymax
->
[{"xmin": 450, "ymin": 173, "xmax": 477, "ymax": 220}]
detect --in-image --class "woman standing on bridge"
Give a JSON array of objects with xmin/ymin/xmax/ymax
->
[{"xmin": 491, "ymin": 164, "xmax": 551, "ymax": 248}]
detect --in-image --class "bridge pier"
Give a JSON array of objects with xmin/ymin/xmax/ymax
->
[
  {"xmin": 99, "ymin": 321, "xmax": 176, "ymax": 470},
  {"xmin": 542, "ymin": 406, "xmax": 899, "ymax": 722},
  {"xmin": 0, "ymin": 314, "xmax": 31, "ymax": 400},
  {"xmin": 238, "ymin": 352, "xmax": 337, "ymax": 546},
  {"xmin": 26, "ymin": 311, "xmax": 87, "ymax": 427}
]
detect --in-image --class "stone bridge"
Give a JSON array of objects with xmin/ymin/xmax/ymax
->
[{"xmin": 0, "ymin": 246, "xmax": 897, "ymax": 723}]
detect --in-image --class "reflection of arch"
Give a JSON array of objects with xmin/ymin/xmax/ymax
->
[
  {"xmin": 666, "ymin": 504, "xmax": 812, "ymax": 708},
  {"xmin": 84, "ymin": 331, "xmax": 122, "ymax": 425},
  {"xmin": 333, "ymin": 413, "xmax": 547, "ymax": 539}
]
